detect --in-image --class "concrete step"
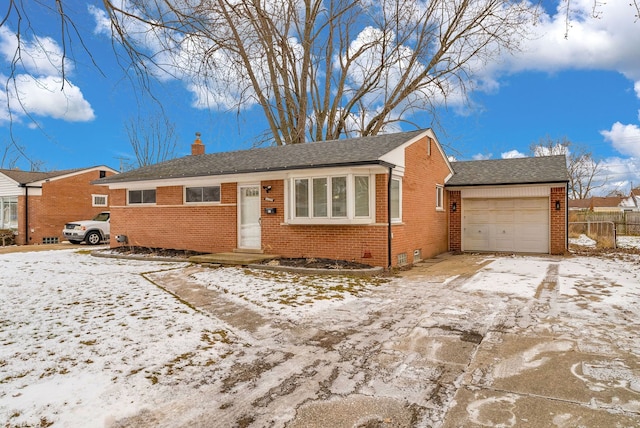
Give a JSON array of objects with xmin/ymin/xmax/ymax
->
[{"xmin": 189, "ymin": 252, "xmax": 279, "ymax": 266}]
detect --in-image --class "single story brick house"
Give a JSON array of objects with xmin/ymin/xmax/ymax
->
[
  {"xmin": 0, "ymin": 166, "xmax": 118, "ymax": 245},
  {"xmin": 97, "ymin": 129, "xmax": 568, "ymax": 268}
]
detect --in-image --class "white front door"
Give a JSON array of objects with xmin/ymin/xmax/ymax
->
[{"xmin": 239, "ymin": 185, "xmax": 261, "ymax": 249}]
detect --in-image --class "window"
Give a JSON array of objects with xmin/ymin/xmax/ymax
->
[
  {"xmin": 0, "ymin": 197, "xmax": 18, "ymax": 229},
  {"xmin": 290, "ymin": 174, "xmax": 371, "ymax": 222},
  {"xmin": 185, "ymin": 186, "xmax": 221, "ymax": 203},
  {"xmin": 390, "ymin": 178, "xmax": 401, "ymax": 221},
  {"xmin": 331, "ymin": 176, "xmax": 347, "ymax": 217},
  {"xmin": 295, "ymin": 179, "xmax": 309, "ymax": 217},
  {"xmin": 436, "ymin": 185, "xmax": 444, "ymax": 210},
  {"xmin": 354, "ymin": 176, "xmax": 370, "ymax": 217},
  {"xmin": 128, "ymin": 189, "xmax": 156, "ymax": 204},
  {"xmin": 312, "ymin": 178, "xmax": 327, "ymax": 217},
  {"xmin": 92, "ymin": 194, "xmax": 108, "ymax": 207}
]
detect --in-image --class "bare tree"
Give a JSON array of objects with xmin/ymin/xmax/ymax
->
[
  {"xmin": 97, "ymin": 0, "xmax": 537, "ymax": 145},
  {"xmin": 0, "ymin": 139, "xmax": 45, "ymax": 170},
  {"xmin": 530, "ymin": 136, "xmax": 607, "ymax": 199},
  {"xmin": 124, "ymin": 113, "xmax": 179, "ymax": 168},
  {"xmin": 561, "ymin": 1, "xmax": 639, "ymax": 37}
]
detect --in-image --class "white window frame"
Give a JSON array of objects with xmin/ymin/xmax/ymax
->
[
  {"xmin": 287, "ymin": 173, "xmax": 374, "ymax": 224},
  {"xmin": 92, "ymin": 194, "xmax": 108, "ymax": 207},
  {"xmin": 0, "ymin": 196, "xmax": 18, "ymax": 229},
  {"xmin": 127, "ymin": 189, "xmax": 156, "ymax": 205},
  {"xmin": 184, "ymin": 185, "xmax": 221, "ymax": 204},
  {"xmin": 436, "ymin": 185, "xmax": 444, "ymax": 211},
  {"xmin": 390, "ymin": 177, "xmax": 402, "ymax": 222}
]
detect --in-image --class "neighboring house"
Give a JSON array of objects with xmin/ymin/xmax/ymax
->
[
  {"xmin": 97, "ymin": 130, "xmax": 569, "ymax": 268},
  {"xmin": 0, "ymin": 166, "xmax": 118, "ymax": 245},
  {"xmin": 569, "ymin": 194, "xmax": 639, "ymax": 212}
]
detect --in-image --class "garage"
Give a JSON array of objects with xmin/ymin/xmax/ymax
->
[
  {"xmin": 462, "ymin": 197, "xmax": 549, "ymax": 253},
  {"xmin": 446, "ymin": 155, "xmax": 569, "ymax": 255}
]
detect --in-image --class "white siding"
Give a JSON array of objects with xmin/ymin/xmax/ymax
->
[{"xmin": 0, "ymin": 174, "xmax": 21, "ymax": 197}]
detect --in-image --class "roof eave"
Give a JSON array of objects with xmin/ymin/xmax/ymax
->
[
  {"xmin": 95, "ymin": 159, "xmax": 396, "ymax": 186},
  {"xmin": 445, "ymin": 180, "xmax": 569, "ymax": 188}
]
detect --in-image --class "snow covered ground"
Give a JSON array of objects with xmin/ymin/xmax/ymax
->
[
  {"xmin": 570, "ymin": 233, "xmax": 640, "ymax": 249},
  {"xmin": 1, "ymin": 247, "xmax": 639, "ymax": 427}
]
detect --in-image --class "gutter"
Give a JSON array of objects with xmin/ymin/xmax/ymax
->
[
  {"xmin": 445, "ymin": 180, "xmax": 570, "ymax": 188},
  {"xmin": 94, "ymin": 159, "xmax": 397, "ymax": 186}
]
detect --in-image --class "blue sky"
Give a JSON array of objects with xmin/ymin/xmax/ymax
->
[{"xmin": 1, "ymin": 0, "xmax": 640, "ymax": 196}]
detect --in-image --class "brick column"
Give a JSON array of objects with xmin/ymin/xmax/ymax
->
[
  {"xmin": 550, "ymin": 187, "xmax": 567, "ymax": 254},
  {"xmin": 449, "ymin": 191, "xmax": 461, "ymax": 252}
]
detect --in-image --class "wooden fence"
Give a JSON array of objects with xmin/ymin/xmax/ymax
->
[{"xmin": 569, "ymin": 211, "xmax": 640, "ymax": 235}]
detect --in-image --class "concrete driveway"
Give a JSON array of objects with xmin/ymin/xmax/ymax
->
[
  {"xmin": 2, "ymin": 246, "xmax": 638, "ymax": 427},
  {"xmin": 135, "ymin": 251, "xmax": 640, "ymax": 427}
]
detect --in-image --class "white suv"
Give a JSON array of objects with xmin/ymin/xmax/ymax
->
[{"xmin": 63, "ymin": 212, "xmax": 110, "ymax": 245}]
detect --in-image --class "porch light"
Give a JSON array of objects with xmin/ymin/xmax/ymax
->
[
  {"xmin": 555, "ymin": 200, "xmax": 561, "ymax": 211},
  {"xmin": 452, "ymin": 202, "xmax": 457, "ymax": 212}
]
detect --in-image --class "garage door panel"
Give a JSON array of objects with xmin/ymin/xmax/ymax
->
[
  {"xmin": 493, "ymin": 225, "xmax": 515, "ymax": 251},
  {"xmin": 463, "ymin": 224, "xmax": 490, "ymax": 250},
  {"xmin": 462, "ymin": 197, "xmax": 549, "ymax": 253},
  {"xmin": 465, "ymin": 211, "xmax": 492, "ymax": 223},
  {"xmin": 518, "ymin": 198, "xmax": 548, "ymax": 209},
  {"xmin": 493, "ymin": 199, "xmax": 515, "ymax": 210},
  {"xmin": 494, "ymin": 211, "xmax": 516, "ymax": 223}
]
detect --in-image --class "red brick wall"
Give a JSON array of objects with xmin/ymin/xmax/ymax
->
[
  {"xmin": 110, "ymin": 183, "xmax": 237, "ymax": 252},
  {"xmin": 389, "ymin": 137, "xmax": 451, "ymax": 265},
  {"xmin": 550, "ymin": 186, "xmax": 568, "ymax": 254},
  {"xmin": 448, "ymin": 191, "xmax": 461, "ymax": 252},
  {"xmin": 16, "ymin": 169, "xmax": 115, "ymax": 245},
  {"xmin": 157, "ymin": 186, "xmax": 183, "ymax": 205},
  {"xmin": 108, "ymin": 136, "xmax": 452, "ymax": 268}
]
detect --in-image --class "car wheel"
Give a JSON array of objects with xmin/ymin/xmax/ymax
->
[
  {"xmin": 69, "ymin": 240, "xmax": 81, "ymax": 245},
  {"xmin": 85, "ymin": 231, "xmax": 102, "ymax": 245}
]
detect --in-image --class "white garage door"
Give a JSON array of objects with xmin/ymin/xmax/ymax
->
[{"xmin": 463, "ymin": 198, "xmax": 549, "ymax": 253}]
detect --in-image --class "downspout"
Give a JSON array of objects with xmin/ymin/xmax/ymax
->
[{"xmin": 387, "ymin": 166, "xmax": 393, "ymax": 270}]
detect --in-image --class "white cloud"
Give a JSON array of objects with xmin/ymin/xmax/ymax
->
[
  {"xmin": 3, "ymin": 75, "xmax": 95, "ymax": 122},
  {"xmin": 472, "ymin": 153, "xmax": 492, "ymax": 160},
  {"xmin": 635, "ymin": 81, "xmax": 640, "ymax": 99},
  {"xmin": 0, "ymin": 26, "xmax": 70, "ymax": 77},
  {"xmin": 0, "ymin": 27, "xmax": 94, "ymax": 124},
  {"xmin": 600, "ymin": 122, "xmax": 640, "ymax": 158},
  {"xmin": 501, "ymin": 150, "xmax": 526, "ymax": 159},
  {"xmin": 494, "ymin": 2, "xmax": 640, "ymax": 82},
  {"xmin": 596, "ymin": 156, "xmax": 640, "ymax": 196}
]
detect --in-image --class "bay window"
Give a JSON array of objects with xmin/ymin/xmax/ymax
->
[{"xmin": 290, "ymin": 173, "xmax": 372, "ymax": 222}]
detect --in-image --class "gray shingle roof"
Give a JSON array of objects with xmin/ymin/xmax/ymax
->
[
  {"xmin": 97, "ymin": 129, "xmax": 429, "ymax": 184},
  {"xmin": 0, "ymin": 168, "xmax": 86, "ymax": 185},
  {"xmin": 446, "ymin": 155, "xmax": 569, "ymax": 187}
]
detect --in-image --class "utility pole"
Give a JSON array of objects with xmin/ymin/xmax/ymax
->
[{"xmin": 114, "ymin": 156, "xmax": 129, "ymax": 172}]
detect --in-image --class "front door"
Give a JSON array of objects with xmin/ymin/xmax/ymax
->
[{"xmin": 239, "ymin": 185, "xmax": 261, "ymax": 249}]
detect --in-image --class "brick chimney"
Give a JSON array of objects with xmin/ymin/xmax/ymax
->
[{"xmin": 191, "ymin": 132, "xmax": 205, "ymax": 155}]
